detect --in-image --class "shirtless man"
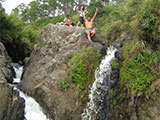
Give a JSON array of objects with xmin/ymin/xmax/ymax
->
[
  {"xmin": 81, "ymin": 8, "xmax": 98, "ymax": 42},
  {"xmin": 65, "ymin": 15, "xmax": 72, "ymax": 26}
]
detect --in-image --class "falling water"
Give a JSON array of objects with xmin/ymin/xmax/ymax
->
[
  {"xmin": 11, "ymin": 64, "xmax": 49, "ymax": 120},
  {"xmin": 82, "ymin": 46, "xmax": 117, "ymax": 120}
]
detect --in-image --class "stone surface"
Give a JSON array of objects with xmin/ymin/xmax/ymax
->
[
  {"xmin": 0, "ymin": 42, "xmax": 25, "ymax": 120},
  {"xmin": 0, "ymin": 83, "xmax": 25, "ymax": 120},
  {"xmin": 20, "ymin": 24, "xmax": 106, "ymax": 120},
  {"xmin": 0, "ymin": 42, "xmax": 13, "ymax": 83}
]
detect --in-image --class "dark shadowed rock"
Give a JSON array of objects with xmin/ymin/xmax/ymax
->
[
  {"xmin": 0, "ymin": 83, "xmax": 25, "ymax": 120},
  {"xmin": 20, "ymin": 24, "xmax": 107, "ymax": 120},
  {"xmin": 0, "ymin": 42, "xmax": 13, "ymax": 83},
  {"xmin": 0, "ymin": 42, "xmax": 25, "ymax": 120}
]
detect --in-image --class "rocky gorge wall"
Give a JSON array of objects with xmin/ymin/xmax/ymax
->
[
  {"xmin": 19, "ymin": 24, "xmax": 107, "ymax": 120},
  {"xmin": 13, "ymin": 24, "xmax": 160, "ymax": 120},
  {"xmin": 0, "ymin": 42, "xmax": 25, "ymax": 120}
]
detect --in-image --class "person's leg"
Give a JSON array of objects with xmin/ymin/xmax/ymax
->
[
  {"xmin": 91, "ymin": 30, "xmax": 96, "ymax": 37},
  {"xmin": 77, "ymin": 21, "xmax": 80, "ymax": 26},
  {"xmin": 86, "ymin": 32, "xmax": 92, "ymax": 42},
  {"xmin": 81, "ymin": 18, "xmax": 84, "ymax": 27},
  {"xmin": 81, "ymin": 24, "xmax": 83, "ymax": 27}
]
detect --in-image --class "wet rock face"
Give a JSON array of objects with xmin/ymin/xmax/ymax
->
[
  {"xmin": 20, "ymin": 24, "xmax": 106, "ymax": 120},
  {"xmin": 0, "ymin": 42, "xmax": 25, "ymax": 120},
  {"xmin": 0, "ymin": 83, "xmax": 25, "ymax": 120}
]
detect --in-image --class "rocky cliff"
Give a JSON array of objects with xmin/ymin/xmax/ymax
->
[
  {"xmin": 19, "ymin": 24, "xmax": 160, "ymax": 120},
  {"xmin": 19, "ymin": 24, "xmax": 106, "ymax": 120},
  {"xmin": 0, "ymin": 42, "xmax": 25, "ymax": 120}
]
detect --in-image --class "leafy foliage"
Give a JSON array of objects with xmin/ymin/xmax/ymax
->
[
  {"xmin": 120, "ymin": 42, "xmax": 159, "ymax": 96},
  {"xmin": 112, "ymin": 60, "xmax": 120, "ymax": 68},
  {"xmin": 0, "ymin": 11, "xmax": 33, "ymax": 61},
  {"xmin": 61, "ymin": 80, "xmax": 70, "ymax": 89},
  {"xmin": 69, "ymin": 47, "xmax": 102, "ymax": 94},
  {"xmin": 137, "ymin": 0, "xmax": 160, "ymax": 43}
]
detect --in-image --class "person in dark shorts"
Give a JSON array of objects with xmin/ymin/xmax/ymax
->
[{"xmin": 76, "ymin": 5, "xmax": 88, "ymax": 27}]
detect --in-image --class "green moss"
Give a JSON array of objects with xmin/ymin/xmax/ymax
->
[
  {"xmin": 61, "ymin": 80, "xmax": 69, "ymax": 90},
  {"xmin": 120, "ymin": 43, "xmax": 159, "ymax": 96},
  {"xmin": 69, "ymin": 46, "xmax": 102, "ymax": 95},
  {"xmin": 112, "ymin": 60, "xmax": 120, "ymax": 68}
]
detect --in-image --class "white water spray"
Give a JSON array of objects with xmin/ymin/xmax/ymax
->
[
  {"xmin": 82, "ymin": 46, "xmax": 117, "ymax": 120},
  {"xmin": 12, "ymin": 64, "xmax": 49, "ymax": 120}
]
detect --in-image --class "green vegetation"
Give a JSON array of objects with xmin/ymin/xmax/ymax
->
[
  {"xmin": 109, "ymin": 41, "xmax": 160, "ymax": 119},
  {"xmin": 1, "ymin": 0, "xmax": 159, "ymax": 62},
  {"xmin": 72, "ymin": 0, "xmax": 160, "ymax": 44},
  {"xmin": 112, "ymin": 60, "xmax": 120, "ymax": 68},
  {"xmin": 22, "ymin": 15, "xmax": 65, "ymax": 43},
  {"xmin": 121, "ymin": 42, "xmax": 159, "ymax": 96},
  {"xmin": 69, "ymin": 47, "xmax": 102, "ymax": 95},
  {"xmin": 0, "ymin": 11, "xmax": 33, "ymax": 61},
  {"xmin": 137, "ymin": 0, "xmax": 160, "ymax": 43},
  {"xmin": 0, "ymin": 8, "xmax": 65, "ymax": 61},
  {"xmin": 61, "ymin": 80, "xmax": 70, "ymax": 90},
  {"xmin": 12, "ymin": 0, "xmax": 75, "ymax": 22},
  {"xmin": 1, "ymin": 0, "xmax": 160, "ymax": 118}
]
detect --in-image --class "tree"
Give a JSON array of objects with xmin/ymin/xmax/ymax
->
[
  {"xmin": 0, "ymin": 0, "xmax": 5, "ymax": 11},
  {"xmin": 58, "ymin": 0, "xmax": 76, "ymax": 14},
  {"xmin": 11, "ymin": 3, "xmax": 28, "ymax": 20}
]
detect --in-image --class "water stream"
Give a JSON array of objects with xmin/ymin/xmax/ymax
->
[
  {"xmin": 11, "ymin": 63, "xmax": 49, "ymax": 120},
  {"xmin": 82, "ymin": 46, "xmax": 117, "ymax": 120}
]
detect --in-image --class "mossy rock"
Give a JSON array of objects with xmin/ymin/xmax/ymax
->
[{"xmin": 69, "ymin": 46, "xmax": 102, "ymax": 97}]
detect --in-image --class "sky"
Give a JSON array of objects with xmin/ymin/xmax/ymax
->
[
  {"xmin": 2, "ymin": 0, "xmax": 91, "ymax": 14},
  {"xmin": 2, "ymin": 0, "xmax": 34, "ymax": 14}
]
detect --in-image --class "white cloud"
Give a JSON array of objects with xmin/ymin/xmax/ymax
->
[{"xmin": 2, "ymin": 0, "xmax": 34, "ymax": 14}]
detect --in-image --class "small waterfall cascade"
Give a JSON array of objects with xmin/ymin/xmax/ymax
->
[
  {"xmin": 11, "ymin": 63, "xmax": 49, "ymax": 120},
  {"xmin": 82, "ymin": 46, "xmax": 117, "ymax": 120}
]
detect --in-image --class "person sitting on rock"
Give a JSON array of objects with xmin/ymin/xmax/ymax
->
[
  {"xmin": 76, "ymin": 5, "xmax": 88, "ymax": 27},
  {"xmin": 64, "ymin": 15, "xmax": 75, "ymax": 26},
  {"xmin": 81, "ymin": 8, "xmax": 98, "ymax": 42}
]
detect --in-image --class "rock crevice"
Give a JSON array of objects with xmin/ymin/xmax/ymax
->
[{"xmin": 0, "ymin": 41, "xmax": 25, "ymax": 120}]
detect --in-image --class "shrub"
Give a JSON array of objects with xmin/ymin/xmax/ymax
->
[
  {"xmin": 69, "ymin": 47, "xmax": 102, "ymax": 94},
  {"xmin": 120, "ymin": 42, "xmax": 159, "ymax": 96},
  {"xmin": 137, "ymin": 0, "xmax": 160, "ymax": 43}
]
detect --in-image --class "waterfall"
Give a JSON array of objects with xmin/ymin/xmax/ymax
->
[
  {"xmin": 11, "ymin": 64, "xmax": 50, "ymax": 120},
  {"xmin": 82, "ymin": 46, "xmax": 117, "ymax": 120}
]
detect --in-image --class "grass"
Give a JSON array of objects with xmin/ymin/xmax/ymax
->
[
  {"xmin": 112, "ymin": 60, "xmax": 120, "ymax": 68},
  {"xmin": 69, "ymin": 46, "xmax": 102, "ymax": 96},
  {"xmin": 120, "ymin": 41, "xmax": 159, "ymax": 96},
  {"xmin": 109, "ymin": 41, "xmax": 160, "ymax": 119},
  {"xmin": 61, "ymin": 80, "xmax": 70, "ymax": 90}
]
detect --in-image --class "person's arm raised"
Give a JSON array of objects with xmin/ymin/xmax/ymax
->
[
  {"xmin": 85, "ymin": 10, "xmax": 88, "ymax": 14},
  {"xmin": 92, "ymin": 8, "xmax": 98, "ymax": 21},
  {"xmin": 81, "ymin": 8, "xmax": 86, "ymax": 21},
  {"xmin": 76, "ymin": 8, "xmax": 80, "ymax": 13}
]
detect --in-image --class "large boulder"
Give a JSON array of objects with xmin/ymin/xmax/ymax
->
[
  {"xmin": 0, "ymin": 42, "xmax": 13, "ymax": 83},
  {"xmin": 19, "ymin": 24, "xmax": 107, "ymax": 120},
  {"xmin": 0, "ymin": 42, "xmax": 25, "ymax": 120}
]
